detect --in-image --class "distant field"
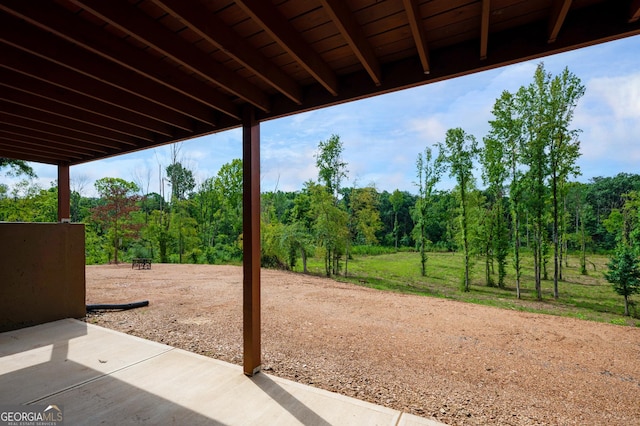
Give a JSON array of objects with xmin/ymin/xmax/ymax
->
[{"xmin": 294, "ymin": 251, "xmax": 640, "ymax": 326}]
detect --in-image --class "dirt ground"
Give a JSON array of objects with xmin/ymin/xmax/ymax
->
[{"xmin": 85, "ymin": 264, "xmax": 640, "ymax": 425}]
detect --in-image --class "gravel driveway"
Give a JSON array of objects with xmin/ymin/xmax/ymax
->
[{"xmin": 85, "ymin": 264, "xmax": 640, "ymax": 425}]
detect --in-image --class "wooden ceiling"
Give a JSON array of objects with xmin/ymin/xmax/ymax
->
[{"xmin": 1, "ymin": 0, "xmax": 639, "ymax": 165}]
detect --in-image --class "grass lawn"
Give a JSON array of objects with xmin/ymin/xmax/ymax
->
[{"xmin": 294, "ymin": 250, "xmax": 640, "ymax": 327}]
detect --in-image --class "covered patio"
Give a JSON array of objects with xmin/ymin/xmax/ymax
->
[{"xmin": 1, "ymin": 1, "xmax": 640, "ymax": 424}]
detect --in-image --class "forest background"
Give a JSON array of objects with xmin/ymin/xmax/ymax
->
[{"xmin": 2, "ymin": 64, "xmax": 640, "ymax": 320}]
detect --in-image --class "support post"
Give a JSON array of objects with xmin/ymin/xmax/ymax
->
[
  {"xmin": 242, "ymin": 106, "xmax": 261, "ymax": 376},
  {"xmin": 57, "ymin": 162, "xmax": 71, "ymax": 222}
]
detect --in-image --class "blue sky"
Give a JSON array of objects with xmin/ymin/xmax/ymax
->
[{"xmin": 16, "ymin": 34, "xmax": 640, "ymax": 197}]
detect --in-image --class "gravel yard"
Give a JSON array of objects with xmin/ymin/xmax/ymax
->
[{"xmin": 85, "ymin": 264, "xmax": 640, "ymax": 425}]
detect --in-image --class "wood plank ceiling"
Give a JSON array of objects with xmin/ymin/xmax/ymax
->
[{"xmin": 1, "ymin": 0, "xmax": 639, "ymax": 165}]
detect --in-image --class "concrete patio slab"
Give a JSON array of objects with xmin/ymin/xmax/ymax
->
[{"xmin": 0, "ymin": 319, "xmax": 445, "ymax": 425}]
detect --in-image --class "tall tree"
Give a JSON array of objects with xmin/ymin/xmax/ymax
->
[
  {"xmin": 389, "ymin": 189, "xmax": 404, "ymax": 249},
  {"xmin": 166, "ymin": 162, "xmax": 196, "ymax": 201},
  {"xmin": 481, "ymin": 134, "xmax": 510, "ymax": 288},
  {"xmin": 309, "ymin": 182, "xmax": 348, "ymax": 276},
  {"xmin": 315, "ymin": 135, "xmax": 349, "ymax": 274},
  {"xmin": 518, "ymin": 65, "xmax": 551, "ymax": 300},
  {"xmin": 438, "ymin": 128, "xmax": 478, "ymax": 291},
  {"xmin": 91, "ymin": 178, "xmax": 140, "ymax": 264},
  {"xmin": 315, "ymin": 134, "xmax": 348, "ymax": 202},
  {"xmin": 412, "ymin": 146, "xmax": 442, "ymax": 276},
  {"xmin": 547, "ymin": 67, "xmax": 585, "ymax": 299}
]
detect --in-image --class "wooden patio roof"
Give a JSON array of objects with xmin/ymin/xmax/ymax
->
[{"xmin": 1, "ymin": 0, "xmax": 640, "ymax": 166}]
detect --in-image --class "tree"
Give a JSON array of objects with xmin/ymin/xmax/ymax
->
[
  {"xmin": 0, "ymin": 158, "xmax": 35, "ymax": 178},
  {"xmin": 166, "ymin": 162, "xmax": 196, "ymax": 201},
  {"xmin": 309, "ymin": 182, "xmax": 348, "ymax": 276},
  {"xmin": 350, "ymin": 186, "xmax": 382, "ymax": 245},
  {"xmin": 412, "ymin": 146, "xmax": 442, "ymax": 276},
  {"xmin": 481, "ymin": 133, "xmax": 510, "ymax": 288},
  {"xmin": 604, "ymin": 244, "xmax": 640, "ymax": 316},
  {"xmin": 547, "ymin": 67, "xmax": 585, "ymax": 299},
  {"xmin": 438, "ymin": 128, "xmax": 478, "ymax": 291},
  {"xmin": 518, "ymin": 65, "xmax": 551, "ymax": 300},
  {"xmin": 315, "ymin": 134, "xmax": 348, "ymax": 202},
  {"xmin": 91, "ymin": 178, "xmax": 141, "ymax": 264},
  {"xmin": 389, "ymin": 189, "xmax": 404, "ymax": 249}
]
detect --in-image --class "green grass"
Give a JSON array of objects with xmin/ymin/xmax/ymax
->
[{"xmin": 293, "ymin": 251, "xmax": 640, "ymax": 326}]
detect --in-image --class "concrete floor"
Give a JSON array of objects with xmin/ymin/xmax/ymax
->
[{"xmin": 0, "ymin": 319, "xmax": 444, "ymax": 425}]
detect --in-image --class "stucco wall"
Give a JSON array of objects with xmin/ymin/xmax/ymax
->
[{"xmin": 0, "ymin": 223, "xmax": 85, "ymax": 332}]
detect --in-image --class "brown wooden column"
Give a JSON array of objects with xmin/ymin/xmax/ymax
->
[
  {"xmin": 57, "ymin": 162, "xmax": 71, "ymax": 222},
  {"xmin": 242, "ymin": 106, "xmax": 261, "ymax": 376}
]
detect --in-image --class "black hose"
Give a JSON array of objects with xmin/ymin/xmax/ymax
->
[{"xmin": 86, "ymin": 300, "xmax": 149, "ymax": 311}]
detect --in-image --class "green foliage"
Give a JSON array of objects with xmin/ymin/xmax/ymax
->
[
  {"xmin": 604, "ymin": 244, "xmax": 640, "ymax": 316},
  {"xmin": 315, "ymin": 134, "xmax": 348, "ymax": 200},
  {"xmin": 438, "ymin": 127, "xmax": 478, "ymax": 291},
  {"xmin": 0, "ymin": 158, "xmax": 36, "ymax": 178},
  {"xmin": 412, "ymin": 146, "xmax": 443, "ymax": 276},
  {"xmin": 92, "ymin": 177, "xmax": 141, "ymax": 264},
  {"xmin": 299, "ymin": 250, "xmax": 635, "ymax": 325},
  {"xmin": 166, "ymin": 162, "xmax": 195, "ymax": 201}
]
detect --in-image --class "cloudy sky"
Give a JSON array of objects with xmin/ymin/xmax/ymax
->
[{"xmin": 17, "ymin": 34, "xmax": 640, "ymax": 197}]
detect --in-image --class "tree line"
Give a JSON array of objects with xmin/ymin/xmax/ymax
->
[{"xmin": 1, "ymin": 63, "xmax": 639, "ymax": 312}]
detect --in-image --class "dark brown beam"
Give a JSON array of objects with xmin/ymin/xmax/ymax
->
[
  {"xmin": 58, "ymin": 162, "xmax": 71, "ymax": 222},
  {"xmin": 71, "ymin": 0, "xmax": 269, "ymax": 112},
  {"xmin": 319, "ymin": 0, "xmax": 382, "ymax": 86},
  {"xmin": 0, "ymin": 0, "xmax": 240, "ymax": 120},
  {"xmin": 0, "ymin": 114, "xmax": 137, "ymax": 149},
  {"xmin": 0, "ymin": 139, "xmax": 82, "ymax": 161},
  {"xmin": 548, "ymin": 0, "xmax": 572, "ymax": 43},
  {"xmin": 0, "ymin": 45, "xmax": 191, "ymax": 133},
  {"xmin": 480, "ymin": 0, "xmax": 491, "ymax": 59},
  {"xmin": 0, "ymin": 147, "xmax": 62, "ymax": 164},
  {"xmin": 1, "ymin": 125, "xmax": 111, "ymax": 154},
  {"xmin": 0, "ymin": 68, "xmax": 171, "ymax": 139},
  {"xmin": 152, "ymin": 0, "xmax": 302, "ymax": 105},
  {"xmin": 630, "ymin": 0, "xmax": 640, "ymax": 23},
  {"xmin": 242, "ymin": 106, "xmax": 261, "ymax": 376},
  {"xmin": 0, "ymin": 132, "xmax": 96, "ymax": 156},
  {"xmin": 236, "ymin": 0, "xmax": 339, "ymax": 96},
  {"xmin": 402, "ymin": 0, "xmax": 430, "ymax": 74},
  {"xmin": 0, "ymin": 14, "xmax": 216, "ymax": 126},
  {"xmin": 0, "ymin": 92, "xmax": 153, "ymax": 143},
  {"xmin": 0, "ymin": 136, "xmax": 86, "ymax": 159}
]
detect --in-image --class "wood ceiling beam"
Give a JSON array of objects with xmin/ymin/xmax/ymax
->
[
  {"xmin": 152, "ymin": 0, "xmax": 302, "ymax": 105},
  {"xmin": 236, "ymin": 0, "xmax": 339, "ymax": 96},
  {"xmin": 630, "ymin": 0, "xmax": 640, "ymax": 23},
  {"xmin": 0, "ymin": 132, "xmax": 97, "ymax": 157},
  {"xmin": 71, "ymin": 0, "xmax": 269, "ymax": 112},
  {"xmin": 0, "ymin": 70, "xmax": 169, "ymax": 138},
  {"xmin": 480, "ymin": 0, "xmax": 491, "ymax": 60},
  {"xmin": 0, "ymin": 116, "xmax": 135, "ymax": 150},
  {"xmin": 0, "ymin": 138, "xmax": 85, "ymax": 161},
  {"xmin": 0, "ymin": 146, "xmax": 66, "ymax": 164},
  {"xmin": 0, "ymin": 126, "xmax": 110, "ymax": 154},
  {"xmin": 402, "ymin": 0, "xmax": 430, "ymax": 74},
  {"xmin": 0, "ymin": 15, "xmax": 214, "ymax": 127},
  {"xmin": 0, "ymin": 45, "xmax": 191, "ymax": 133},
  {"xmin": 0, "ymin": 83, "xmax": 155, "ymax": 141},
  {"xmin": 0, "ymin": 102, "xmax": 150, "ymax": 145},
  {"xmin": 319, "ymin": 0, "xmax": 382, "ymax": 86},
  {"xmin": 0, "ymin": 0, "xmax": 240, "ymax": 121},
  {"xmin": 548, "ymin": 0, "xmax": 572, "ymax": 43}
]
